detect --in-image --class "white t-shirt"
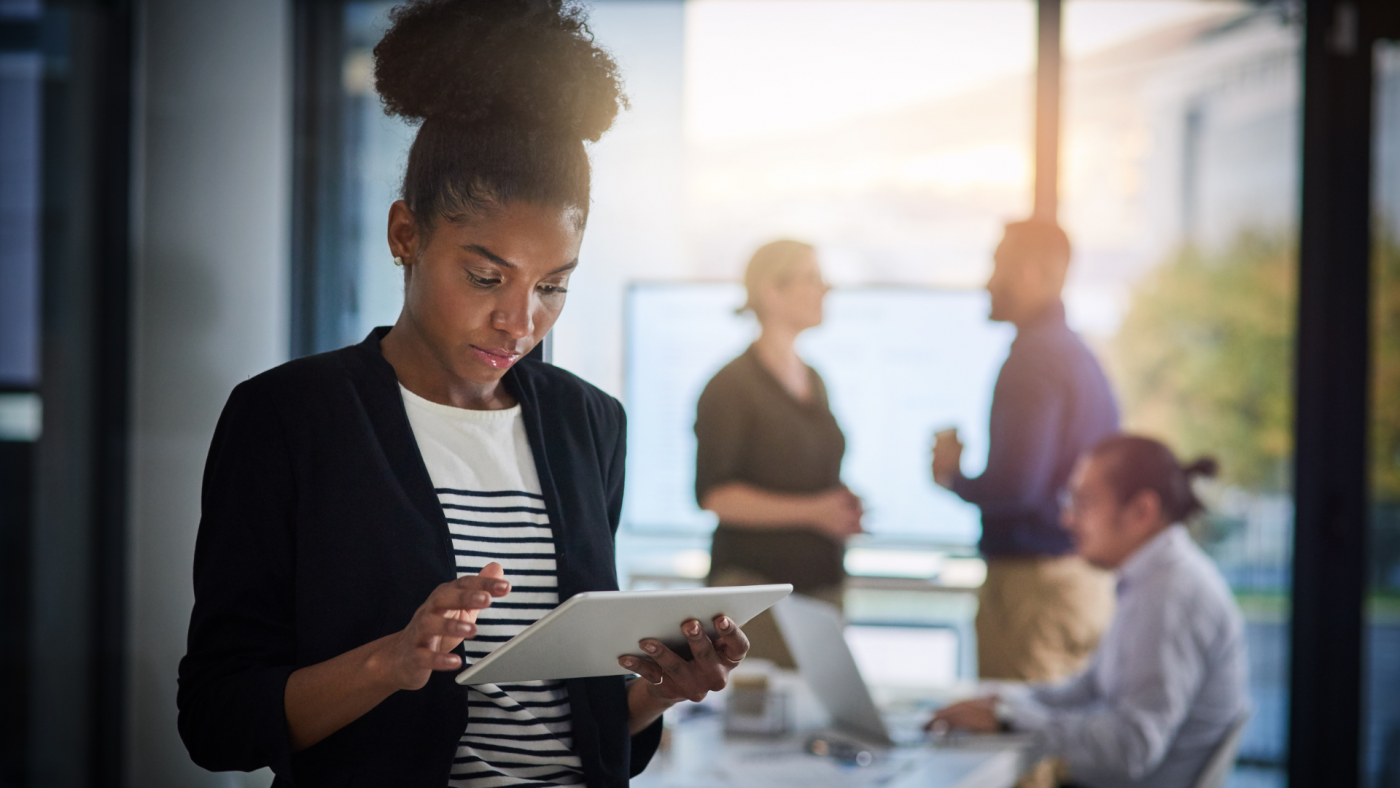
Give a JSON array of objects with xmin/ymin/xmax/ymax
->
[{"xmin": 400, "ymin": 385, "xmax": 584, "ymax": 788}]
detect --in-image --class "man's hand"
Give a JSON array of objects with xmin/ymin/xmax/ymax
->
[
  {"xmin": 932, "ymin": 429, "xmax": 964, "ymax": 489},
  {"xmin": 925, "ymin": 696, "xmax": 1000, "ymax": 734}
]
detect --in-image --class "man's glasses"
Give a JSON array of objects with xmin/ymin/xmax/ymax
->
[{"xmin": 1058, "ymin": 488, "xmax": 1094, "ymax": 516}]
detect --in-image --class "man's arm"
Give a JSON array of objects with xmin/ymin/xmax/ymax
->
[
  {"xmin": 1010, "ymin": 657, "xmax": 1102, "ymax": 709},
  {"xmin": 951, "ymin": 359, "xmax": 1065, "ymax": 517},
  {"xmin": 999, "ymin": 585, "xmax": 1209, "ymax": 782}
]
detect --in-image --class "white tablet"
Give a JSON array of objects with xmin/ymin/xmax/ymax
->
[{"xmin": 455, "ymin": 584, "xmax": 792, "ymax": 686}]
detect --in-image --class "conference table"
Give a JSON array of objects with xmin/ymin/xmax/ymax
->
[{"xmin": 632, "ymin": 706, "xmax": 1035, "ymax": 788}]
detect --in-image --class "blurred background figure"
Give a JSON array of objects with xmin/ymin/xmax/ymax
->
[
  {"xmin": 695, "ymin": 240, "xmax": 862, "ymax": 665},
  {"xmin": 932, "ymin": 435, "xmax": 1248, "ymax": 788},
  {"xmin": 933, "ymin": 220, "xmax": 1118, "ymax": 682}
]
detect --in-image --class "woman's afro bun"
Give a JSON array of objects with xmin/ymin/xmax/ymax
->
[{"xmin": 373, "ymin": 0, "xmax": 626, "ymax": 143}]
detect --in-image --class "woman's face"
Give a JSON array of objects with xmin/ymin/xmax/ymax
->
[
  {"xmin": 389, "ymin": 199, "xmax": 583, "ymax": 386},
  {"xmin": 757, "ymin": 253, "xmax": 828, "ymax": 332}
]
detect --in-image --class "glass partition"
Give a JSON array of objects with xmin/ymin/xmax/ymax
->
[
  {"xmin": 327, "ymin": 0, "xmax": 1040, "ymax": 588},
  {"xmin": 1062, "ymin": 1, "xmax": 1298, "ymax": 782},
  {"xmin": 1368, "ymin": 38, "xmax": 1400, "ymax": 788},
  {"xmin": 611, "ymin": 4, "xmax": 1039, "ymax": 669},
  {"xmin": 317, "ymin": 3, "xmax": 1313, "ymax": 771}
]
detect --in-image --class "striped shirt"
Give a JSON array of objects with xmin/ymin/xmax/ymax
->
[{"xmin": 400, "ymin": 386, "xmax": 584, "ymax": 788}]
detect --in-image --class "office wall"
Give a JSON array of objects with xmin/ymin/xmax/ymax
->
[
  {"xmin": 126, "ymin": 0, "xmax": 291, "ymax": 785},
  {"xmin": 550, "ymin": 0, "xmax": 686, "ymax": 400}
]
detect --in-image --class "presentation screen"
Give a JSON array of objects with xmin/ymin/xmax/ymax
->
[{"xmin": 623, "ymin": 283, "xmax": 1013, "ymax": 545}]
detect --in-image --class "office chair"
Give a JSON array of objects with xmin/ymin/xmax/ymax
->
[{"xmin": 1192, "ymin": 714, "xmax": 1251, "ymax": 788}]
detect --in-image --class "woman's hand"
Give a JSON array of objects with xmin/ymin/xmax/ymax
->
[
  {"xmin": 285, "ymin": 563, "xmax": 511, "ymax": 751},
  {"xmin": 368, "ymin": 562, "xmax": 511, "ymax": 691},
  {"xmin": 809, "ymin": 486, "xmax": 864, "ymax": 540},
  {"xmin": 700, "ymin": 482, "xmax": 862, "ymax": 540},
  {"xmin": 618, "ymin": 614, "xmax": 751, "ymax": 734}
]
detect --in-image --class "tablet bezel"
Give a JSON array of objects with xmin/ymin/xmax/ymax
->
[{"xmin": 454, "ymin": 583, "xmax": 792, "ymax": 686}]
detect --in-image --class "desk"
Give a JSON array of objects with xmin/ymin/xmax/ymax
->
[{"xmin": 633, "ymin": 713, "xmax": 1032, "ymax": 788}]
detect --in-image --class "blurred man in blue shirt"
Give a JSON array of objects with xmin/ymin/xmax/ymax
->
[{"xmin": 933, "ymin": 220, "xmax": 1119, "ymax": 681}]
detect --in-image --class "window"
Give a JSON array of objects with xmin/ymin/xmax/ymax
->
[
  {"xmin": 0, "ymin": 7, "xmax": 41, "ymax": 392},
  {"xmin": 609, "ymin": 4, "xmax": 1039, "ymax": 671},
  {"xmin": 293, "ymin": 4, "xmax": 1395, "ymax": 777},
  {"xmin": 1061, "ymin": 2, "xmax": 1298, "ymax": 781},
  {"xmin": 1368, "ymin": 37, "xmax": 1400, "ymax": 788},
  {"xmin": 0, "ymin": 8, "xmax": 43, "ymax": 780}
]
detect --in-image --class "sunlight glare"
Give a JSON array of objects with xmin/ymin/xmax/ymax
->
[{"xmin": 685, "ymin": 0, "xmax": 1035, "ymax": 143}]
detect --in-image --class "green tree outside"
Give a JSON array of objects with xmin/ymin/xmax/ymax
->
[
  {"xmin": 1110, "ymin": 232, "xmax": 1296, "ymax": 493},
  {"xmin": 1109, "ymin": 229, "xmax": 1400, "ymax": 597},
  {"xmin": 1372, "ymin": 230, "xmax": 1400, "ymax": 599},
  {"xmin": 1372, "ymin": 229, "xmax": 1400, "ymax": 504}
]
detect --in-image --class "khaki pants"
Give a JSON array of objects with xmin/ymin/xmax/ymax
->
[
  {"xmin": 976, "ymin": 556, "xmax": 1114, "ymax": 682},
  {"xmin": 709, "ymin": 568, "xmax": 843, "ymax": 669}
]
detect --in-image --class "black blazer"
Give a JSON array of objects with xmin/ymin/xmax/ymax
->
[{"xmin": 177, "ymin": 328, "xmax": 661, "ymax": 787}]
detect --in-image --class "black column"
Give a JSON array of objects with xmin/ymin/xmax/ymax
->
[
  {"xmin": 28, "ymin": 2, "xmax": 134, "ymax": 786},
  {"xmin": 290, "ymin": 0, "xmax": 349, "ymax": 358},
  {"xmin": 88, "ymin": 1, "xmax": 134, "ymax": 782},
  {"xmin": 1288, "ymin": 0, "xmax": 1376, "ymax": 782},
  {"xmin": 1033, "ymin": 0, "xmax": 1062, "ymax": 222}
]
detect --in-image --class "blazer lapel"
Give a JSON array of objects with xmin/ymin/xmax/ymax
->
[
  {"xmin": 503, "ymin": 364, "xmax": 575, "ymax": 600},
  {"xmin": 344, "ymin": 328, "xmax": 457, "ymax": 579}
]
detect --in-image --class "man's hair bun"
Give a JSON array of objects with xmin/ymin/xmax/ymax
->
[
  {"xmin": 1091, "ymin": 434, "xmax": 1219, "ymax": 523},
  {"xmin": 373, "ymin": 0, "xmax": 626, "ymax": 143},
  {"xmin": 1182, "ymin": 457, "xmax": 1220, "ymax": 481}
]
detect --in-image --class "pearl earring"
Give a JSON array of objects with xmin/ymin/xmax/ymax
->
[{"xmin": 393, "ymin": 256, "xmax": 405, "ymax": 267}]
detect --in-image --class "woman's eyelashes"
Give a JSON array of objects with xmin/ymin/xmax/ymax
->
[
  {"xmin": 464, "ymin": 269, "xmax": 501, "ymax": 289},
  {"xmin": 462, "ymin": 267, "xmax": 568, "ymax": 296}
]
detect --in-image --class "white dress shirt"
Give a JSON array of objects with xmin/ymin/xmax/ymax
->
[{"xmin": 1002, "ymin": 525, "xmax": 1250, "ymax": 787}]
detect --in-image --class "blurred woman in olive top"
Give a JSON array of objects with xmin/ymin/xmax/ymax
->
[{"xmin": 694, "ymin": 240, "xmax": 863, "ymax": 664}]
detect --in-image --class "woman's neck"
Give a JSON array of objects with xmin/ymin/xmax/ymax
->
[
  {"xmin": 752, "ymin": 324, "xmax": 811, "ymax": 403},
  {"xmin": 381, "ymin": 317, "xmax": 515, "ymax": 411}
]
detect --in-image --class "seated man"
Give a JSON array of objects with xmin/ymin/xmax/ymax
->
[{"xmin": 930, "ymin": 435, "xmax": 1249, "ymax": 788}]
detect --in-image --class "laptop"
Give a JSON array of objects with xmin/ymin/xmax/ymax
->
[{"xmin": 771, "ymin": 594, "xmax": 927, "ymax": 748}]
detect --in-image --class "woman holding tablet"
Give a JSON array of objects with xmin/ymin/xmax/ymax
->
[
  {"xmin": 177, "ymin": 2, "xmax": 748, "ymax": 786},
  {"xmin": 695, "ymin": 240, "xmax": 862, "ymax": 663}
]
